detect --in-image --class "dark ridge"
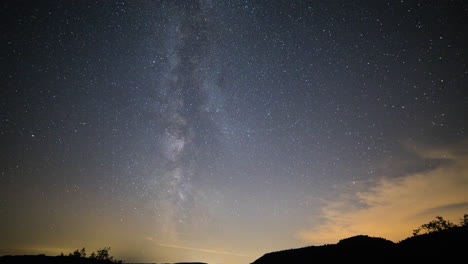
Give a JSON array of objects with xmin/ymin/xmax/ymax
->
[
  {"xmin": 398, "ymin": 225, "xmax": 468, "ymax": 255},
  {"xmin": 252, "ymin": 226, "xmax": 468, "ymax": 264}
]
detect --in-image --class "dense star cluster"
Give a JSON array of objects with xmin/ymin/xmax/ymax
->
[{"xmin": 1, "ymin": 1, "xmax": 467, "ymax": 264}]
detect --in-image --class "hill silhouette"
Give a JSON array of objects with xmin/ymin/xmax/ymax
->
[{"xmin": 252, "ymin": 226, "xmax": 468, "ymax": 264}]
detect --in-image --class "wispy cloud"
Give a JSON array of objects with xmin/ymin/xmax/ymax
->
[
  {"xmin": 157, "ymin": 243, "xmax": 250, "ymax": 257},
  {"xmin": 298, "ymin": 142, "xmax": 468, "ymax": 244}
]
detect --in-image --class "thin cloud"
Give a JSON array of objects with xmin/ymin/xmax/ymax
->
[
  {"xmin": 297, "ymin": 143, "xmax": 468, "ymax": 244},
  {"xmin": 157, "ymin": 243, "xmax": 250, "ymax": 257}
]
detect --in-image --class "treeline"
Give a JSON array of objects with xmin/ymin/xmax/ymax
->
[
  {"xmin": 412, "ymin": 214, "xmax": 468, "ymax": 236},
  {"xmin": 60, "ymin": 247, "xmax": 122, "ymax": 263}
]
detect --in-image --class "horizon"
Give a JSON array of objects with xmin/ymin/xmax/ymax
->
[
  {"xmin": 2, "ymin": 221, "xmax": 467, "ymax": 264},
  {"xmin": 1, "ymin": 1, "xmax": 467, "ymax": 264}
]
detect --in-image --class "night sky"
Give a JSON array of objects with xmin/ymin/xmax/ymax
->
[{"xmin": 1, "ymin": 1, "xmax": 467, "ymax": 264}]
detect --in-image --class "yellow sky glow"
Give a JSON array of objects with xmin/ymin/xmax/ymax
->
[{"xmin": 298, "ymin": 144, "xmax": 468, "ymax": 244}]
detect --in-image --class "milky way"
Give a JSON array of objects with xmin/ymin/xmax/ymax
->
[
  {"xmin": 150, "ymin": 1, "xmax": 219, "ymax": 237},
  {"xmin": 1, "ymin": 1, "xmax": 467, "ymax": 264}
]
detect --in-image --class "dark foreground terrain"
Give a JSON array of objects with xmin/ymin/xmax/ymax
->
[{"xmin": 252, "ymin": 226, "xmax": 468, "ymax": 264}]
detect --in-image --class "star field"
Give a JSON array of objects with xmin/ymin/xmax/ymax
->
[{"xmin": 1, "ymin": 1, "xmax": 467, "ymax": 264}]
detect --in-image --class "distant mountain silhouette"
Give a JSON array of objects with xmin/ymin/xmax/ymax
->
[{"xmin": 252, "ymin": 226, "xmax": 468, "ymax": 264}]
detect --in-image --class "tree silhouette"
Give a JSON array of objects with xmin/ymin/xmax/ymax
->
[
  {"xmin": 413, "ymin": 216, "xmax": 456, "ymax": 236},
  {"xmin": 461, "ymin": 214, "xmax": 468, "ymax": 227},
  {"xmin": 89, "ymin": 247, "xmax": 114, "ymax": 261},
  {"xmin": 68, "ymin": 247, "xmax": 86, "ymax": 258},
  {"xmin": 64, "ymin": 247, "xmax": 122, "ymax": 263}
]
